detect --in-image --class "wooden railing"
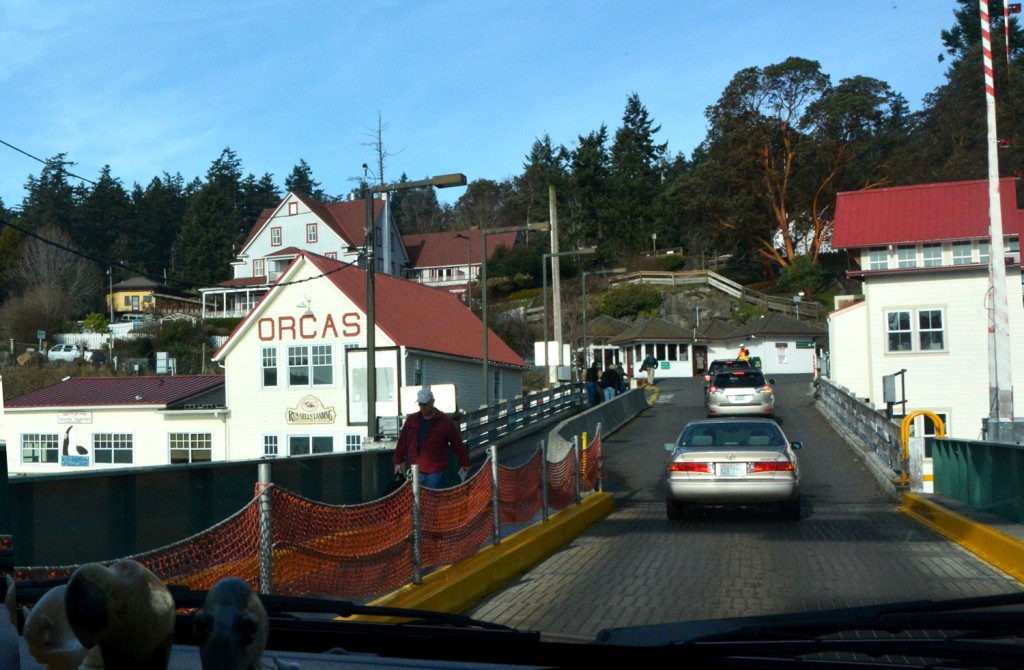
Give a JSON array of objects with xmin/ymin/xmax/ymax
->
[{"xmin": 609, "ymin": 270, "xmax": 821, "ymax": 320}]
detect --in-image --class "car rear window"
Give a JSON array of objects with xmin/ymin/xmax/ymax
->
[
  {"xmin": 712, "ymin": 371, "xmax": 766, "ymax": 388},
  {"xmin": 682, "ymin": 424, "xmax": 784, "ymax": 448}
]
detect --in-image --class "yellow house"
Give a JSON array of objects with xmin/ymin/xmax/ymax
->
[{"xmin": 108, "ymin": 276, "xmax": 201, "ymax": 316}]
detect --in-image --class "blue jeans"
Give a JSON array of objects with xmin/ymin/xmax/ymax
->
[
  {"xmin": 420, "ymin": 471, "xmax": 445, "ymax": 488},
  {"xmin": 586, "ymin": 382, "xmax": 599, "ymax": 406},
  {"xmin": 603, "ymin": 386, "xmax": 617, "ymax": 402}
]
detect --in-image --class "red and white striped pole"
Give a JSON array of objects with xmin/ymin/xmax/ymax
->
[{"xmin": 981, "ymin": 1, "xmax": 1015, "ymax": 436}]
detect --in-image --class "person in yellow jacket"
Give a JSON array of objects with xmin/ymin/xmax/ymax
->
[{"xmin": 738, "ymin": 345, "xmax": 750, "ymax": 361}]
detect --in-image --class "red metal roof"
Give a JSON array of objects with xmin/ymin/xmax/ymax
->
[
  {"xmin": 832, "ymin": 179, "xmax": 1024, "ymax": 249},
  {"xmin": 4, "ymin": 375, "xmax": 225, "ymax": 409},
  {"xmin": 403, "ymin": 229, "xmax": 520, "ymax": 268},
  {"xmin": 214, "ymin": 253, "xmax": 528, "ymax": 368}
]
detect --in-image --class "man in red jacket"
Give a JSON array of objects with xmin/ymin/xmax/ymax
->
[{"xmin": 393, "ymin": 389, "xmax": 471, "ymax": 488}]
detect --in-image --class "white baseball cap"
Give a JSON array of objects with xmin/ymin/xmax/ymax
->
[{"xmin": 416, "ymin": 389, "xmax": 434, "ymax": 404}]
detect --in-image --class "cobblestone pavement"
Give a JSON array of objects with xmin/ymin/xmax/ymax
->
[{"xmin": 467, "ymin": 376, "xmax": 1024, "ymax": 640}]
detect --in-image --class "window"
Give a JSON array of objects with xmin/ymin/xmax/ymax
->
[
  {"xmin": 263, "ymin": 435, "xmax": 279, "ymax": 458},
  {"xmin": 413, "ymin": 359, "xmax": 423, "ymax": 385},
  {"xmin": 22, "ymin": 433, "xmax": 59, "ymax": 464},
  {"xmin": 289, "ymin": 436, "xmax": 333, "ymax": 456},
  {"xmin": 306, "ymin": 223, "xmax": 318, "ymax": 243},
  {"xmin": 124, "ymin": 296, "xmax": 132, "ymax": 307},
  {"xmin": 921, "ymin": 412, "xmax": 948, "ymax": 459},
  {"xmin": 288, "ymin": 201, "xmax": 298, "ymax": 215},
  {"xmin": 868, "ymin": 247, "xmax": 888, "ymax": 270},
  {"xmin": 169, "ymin": 433, "xmax": 212, "ymax": 464},
  {"xmin": 918, "ymin": 309, "xmax": 945, "ymax": 350},
  {"xmin": 979, "ymin": 241, "xmax": 990, "ymax": 265},
  {"xmin": 952, "ymin": 241, "xmax": 972, "ymax": 265},
  {"xmin": 262, "ymin": 346, "xmax": 278, "ymax": 387},
  {"xmin": 253, "ymin": 259, "xmax": 265, "ymax": 277},
  {"xmin": 886, "ymin": 309, "xmax": 945, "ymax": 353},
  {"xmin": 287, "ymin": 344, "xmax": 333, "ymax": 386},
  {"xmin": 271, "ymin": 227, "xmax": 282, "ymax": 246},
  {"xmin": 922, "ymin": 243, "xmax": 942, "ymax": 267},
  {"xmin": 94, "ymin": 433, "xmax": 133, "ymax": 464},
  {"xmin": 325, "ymin": 252, "xmax": 336, "ymax": 260},
  {"xmin": 345, "ymin": 435, "xmax": 362, "ymax": 452},
  {"xmin": 897, "ymin": 245, "xmax": 917, "ymax": 269},
  {"xmin": 886, "ymin": 311, "xmax": 912, "ymax": 352}
]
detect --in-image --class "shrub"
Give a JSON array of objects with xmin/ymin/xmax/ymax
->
[{"xmin": 598, "ymin": 284, "xmax": 662, "ymax": 319}]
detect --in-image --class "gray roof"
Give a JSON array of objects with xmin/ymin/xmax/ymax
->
[
  {"xmin": 610, "ymin": 318, "xmax": 693, "ymax": 344},
  {"xmin": 723, "ymin": 313, "xmax": 826, "ymax": 340}
]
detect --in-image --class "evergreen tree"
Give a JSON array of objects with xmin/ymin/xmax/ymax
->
[
  {"xmin": 567, "ymin": 125, "xmax": 611, "ymax": 251},
  {"xmin": 131, "ymin": 173, "xmax": 187, "ymax": 276},
  {"xmin": 19, "ymin": 154, "xmax": 81, "ymax": 235},
  {"xmin": 284, "ymin": 159, "xmax": 326, "ymax": 200},
  {"xmin": 77, "ymin": 165, "xmax": 132, "ymax": 263},
  {"xmin": 607, "ymin": 94, "xmax": 669, "ymax": 257},
  {"xmin": 174, "ymin": 149, "xmax": 246, "ymax": 286}
]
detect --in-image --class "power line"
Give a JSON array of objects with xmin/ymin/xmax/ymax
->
[{"xmin": 0, "ymin": 138, "xmax": 98, "ymax": 187}]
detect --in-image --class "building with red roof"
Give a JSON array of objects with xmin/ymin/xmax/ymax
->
[
  {"xmin": 828, "ymin": 178, "xmax": 1024, "ymax": 445},
  {"xmin": 2, "ymin": 375, "xmax": 226, "ymax": 475}
]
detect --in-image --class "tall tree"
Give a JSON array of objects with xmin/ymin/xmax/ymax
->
[
  {"xmin": 174, "ymin": 149, "xmax": 246, "ymax": 286},
  {"xmin": 19, "ymin": 154, "xmax": 81, "ymax": 235},
  {"xmin": 76, "ymin": 165, "xmax": 132, "ymax": 263},
  {"xmin": 566, "ymin": 126, "xmax": 611, "ymax": 251},
  {"xmin": 607, "ymin": 94, "xmax": 669, "ymax": 256},
  {"xmin": 391, "ymin": 173, "xmax": 444, "ymax": 234},
  {"xmin": 284, "ymin": 159, "xmax": 326, "ymax": 200},
  {"xmin": 513, "ymin": 135, "xmax": 569, "ymax": 229},
  {"xmin": 130, "ymin": 173, "xmax": 188, "ymax": 276}
]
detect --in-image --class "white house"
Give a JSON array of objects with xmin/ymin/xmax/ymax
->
[
  {"xmin": 403, "ymin": 228, "xmax": 521, "ymax": 297},
  {"xmin": 3, "ymin": 252, "xmax": 528, "ymax": 473},
  {"xmin": 201, "ymin": 191, "xmax": 407, "ymax": 319},
  {"xmin": 3, "ymin": 375, "xmax": 227, "ymax": 476},
  {"xmin": 828, "ymin": 178, "xmax": 1024, "ymax": 441}
]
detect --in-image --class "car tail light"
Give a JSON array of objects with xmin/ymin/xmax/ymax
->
[
  {"xmin": 669, "ymin": 462, "xmax": 713, "ymax": 473},
  {"xmin": 750, "ymin": 461, "xmax": 793, "ymax": 473},
  {"xmin": 757, "ymin": 384, "xmax": 772, "ymax": 393},
  {"xmin": 708, "ymin": 385, "xmax": 720, "ymax": 394}
]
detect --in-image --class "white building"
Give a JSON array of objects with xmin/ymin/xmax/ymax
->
[
  {"xmin": 4, "ymin": 252, "xmax": 528, "ymax": 474},
  {"xmin": 828, "ymin": 178, "xmax": 1024, "ymax": 440},
  {"xmin": 201, "ymin": 191, "xmax": 407, "ymax": 319}
]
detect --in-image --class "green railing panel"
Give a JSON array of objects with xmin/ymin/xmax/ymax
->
[{"xmin": 933, "ymin": 437, "xmax": 1024, "ymax": 523}]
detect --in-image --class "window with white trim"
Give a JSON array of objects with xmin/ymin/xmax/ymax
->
[
  {"xmin": 922, "ymin": 243, "xmax": 942, "ymax": 267},
  {"xmin": 253, "ymin": 259, "xmax": 265, "ymax": 277},
  {"xmin": 886, "ymin": 311, "xmax": 912, "ymax": 352},
  {"xmin": 289, "ymin": 435, "xmax": 333, "ymax": 455},
  {"xmin": 886, "ymin": 309, "xmax": 945, "ymax": 353},
  {"xmin": 287, "ymin": 344, "xmax": 333, "ymax": 386},
  {"xmin": 918, "ymin": 309, "xmax": 945, "ymax": 350},
  {"xmin": 263, "ymin": 435, "xmax": 279, "ymax": 458},
  {"xmin": 262, "ymin": 346, "xmax": 278, "ymax": 387},
  {"xmin": 288, "ymin": 201, "xmax": 298, "ymax": 215},
  {"xmin": 169, "ymin": 433, "xmax": 212, "ymax": 464},
  {"xmin": 94, "ymin": 433, "xmax": 133, "ymax": 464},
  {"xmin": 325, "ymin": 252, "xmax": 337, "ymax": 260},
  {"xmin": 952, "ymin": 241, "xmax": 972, "ymax": 265},
  {"xmin": 345, "ymin": 435, "xmax": 362, "ymax": 452},
  {"xmin": 22, "ymin": 433, "xmax": 59, "ymax": 464},
  {"xmin": 979, "ymin": 241, "xmax": 990, "ymax": 264},
  {"xmin": 896, "ymin": 245, "xmax": 916, "ymax": 269},
  {"xmin": 922, "ymin": 412, "xmax": 948, "ymax": 459},
  {"xmin": 271, "ymin": 227, "xmax": 282, "ymax": 246},
  {"xmin": 306, "ymin": 223, "xmax": 318, "ymax": 243},
  {"xmin": 868, "ymin": 247, "xmax": 888, "ymax": 270}
]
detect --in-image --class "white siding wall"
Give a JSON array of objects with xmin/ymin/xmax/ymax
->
[
  {"xmin": 234, "ymin": 196, "xmax": 352, "ymax": 280},
  {"xmin": 851, "ymin": 266, "xmax": 1024, "ymax": 439},
  {"xmin": 5, "ymin": 408, "xmax": 226, "ymax": 476},
  {"xmin": 828, "ymin": 301, "xmax": 870, "ymax": 399},
  {"xmin": 223, "ymin": 263, "xmax": 392, "ymax": 458}
]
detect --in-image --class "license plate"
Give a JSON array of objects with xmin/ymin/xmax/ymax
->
[
  {"xmin": 718, "ymin": 463, "xmax": 746, "ymax": 477},
  {"xmin": 732, "ymin": 395, "xmax": 752, "ymax": 403}
]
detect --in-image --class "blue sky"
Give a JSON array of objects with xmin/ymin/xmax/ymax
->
[{"xmin": 1, "ymin": 1, "xmax": 963, "ymax": 210}]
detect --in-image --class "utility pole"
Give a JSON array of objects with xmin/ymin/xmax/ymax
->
[{"xmin": 549, "ymin": 186, "xmax": 562, "ymax": 367}]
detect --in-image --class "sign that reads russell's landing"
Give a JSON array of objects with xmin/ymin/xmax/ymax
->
[{"xmin": 286, "ymin": 395, "xmax": 337, "ymax": 425}]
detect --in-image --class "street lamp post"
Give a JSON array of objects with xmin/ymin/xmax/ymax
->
[
  {"xmin": 542, "ymin": 248, "xmax": 596, "ymax": 387},
  {"xmin": 363, "ymin": 172, "xmax": 466, "ymax": 438},
  {"xmin": 481, "ymin": 222, "xmax": 550, "ymax": 407}
]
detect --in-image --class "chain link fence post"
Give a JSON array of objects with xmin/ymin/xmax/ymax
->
[
  {"xmin": 489, "ymin": 446, "xmax": 501, "ymax": 546},
  {"xmin": 257, "ymin": 461, "xmax": 273, "ymax": 595},
  {"xmin": 411, "ymin": 465, "xmax": 423, "ymax": 585}
]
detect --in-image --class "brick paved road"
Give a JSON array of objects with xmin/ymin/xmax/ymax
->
[{"xmin": 466, "ymin": 376, "xmax": 1024, "ymax": 639}]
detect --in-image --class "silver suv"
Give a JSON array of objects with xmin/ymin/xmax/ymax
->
[{"xmin": 705, "ymin": 369, "xmax": 776, "ymax": 417}]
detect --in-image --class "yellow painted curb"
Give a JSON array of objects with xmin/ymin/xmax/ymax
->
[
  {"xmin": 900, "ymin": 492, "xmax": 1024, "ymax": 584},
  {"xmin": 355, "ymin": 492, "xmax": 616, "ymax": 620}
]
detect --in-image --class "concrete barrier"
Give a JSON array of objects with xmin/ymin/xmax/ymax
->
[{"xmin": 546, "ymin": 388, "xmax": 652, "ymax": 461}]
